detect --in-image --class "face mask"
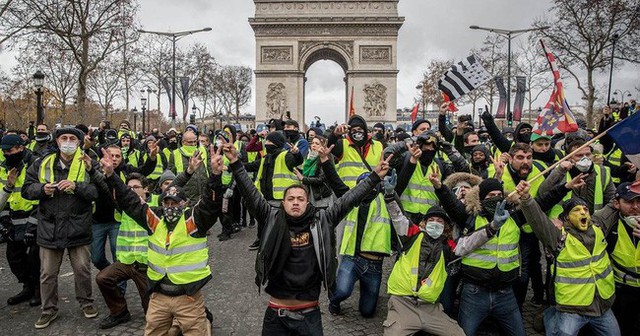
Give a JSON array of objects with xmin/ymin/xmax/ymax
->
[
  {"xmin": 374, "ymin": 132, "xmax": 384, "ymax": 141},
  {"xmin": 167, "ymin": 141, "xmax": 178, "ymax": 150},
  {"xmin": 518, "ymin": 131, "xmax": 531, "ymax": 144},
  {"xmin": 265, "ymin": 144, "xmax": 279, "ymax": 155},
  {"xmin": 481, "ymin": 196, "xmax": 504, "ymax": 215},
  {"xmin": 350, "ymin": 131, "xmax": 365, "ymax": 142},
  {"xmin": 121, "ymin": 146, "xmax": 129, "ymax": 153},
  {"xmin": 36, "ymin": 132, "xmax": 50, "ymax": 142},
  {"xmin": 423, "ymin": 221, "xmax": 444, "ymax": 239},
  {"xmin": 419, "ymin": 150, "xmax": 436, "ymax": 166},
  {"xmin": 59, "ymin": 141, "xmax": 78, "ymax": 155},
  {"xmin": 4, "ymin": 150, "xmax": 25, "ymax": 167},
  {"xmin": 284, "ymin": 130, "xmax": 298, "ymax": 142},
  {"xmin": 163, "ymin": 206, "xmax": 183, "ymax": 224},
  {"xmin": 215, "ymin": 140, "xmax": 223, "ymax": 148},
  {"xmin": 181, "ymin": 145, "xmax": 197, "ymax": 157},
  {"xmin": 575, "ymin": 157, "xmax": 592, "ymax": 173}
]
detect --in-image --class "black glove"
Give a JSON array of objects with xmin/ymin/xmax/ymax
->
[
  {"xmin": 24, "ymin": 225, "xmax": 36, "ymax": 246},
  {"xmin": 440, "ymin": 141, "xmax": 453, "ymax": 153},
  {"xmin": 481, "ymin": 109, "xmax": 493, "ymax": 122}
]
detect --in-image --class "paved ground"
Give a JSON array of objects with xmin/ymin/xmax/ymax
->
[{"xmin": 0, "ymin": 222, "xmax": 545, "ymax": 335}]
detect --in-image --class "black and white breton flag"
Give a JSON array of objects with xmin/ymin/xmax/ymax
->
[{"xmin": 438, "ymin": 55, "xmax": 491, "ymax": 100}]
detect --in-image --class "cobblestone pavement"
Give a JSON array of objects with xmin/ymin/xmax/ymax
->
[{"xmin": 0, "ymin": 222, "xmax": 545, "ymax": 335}]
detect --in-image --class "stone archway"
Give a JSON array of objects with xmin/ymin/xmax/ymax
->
[{"xmin": 250, "ymin": 0, "xmax": 404, "ymax": 126}]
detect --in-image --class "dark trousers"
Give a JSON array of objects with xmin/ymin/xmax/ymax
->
[
  {"xmin": 241, "ymin": 197, "xmax": 255, "ymax": 226},
  {"xmin": 513, "ymin": 232, "xmax": 542, "ymax": 308},
  {"xmin": 261, "ymin": 307, "xmax": 323, "ymax": 336},
  {"xmin": 6, "ymin": 239, "xmax": 40, "ymax": 287},
  {"xmin": 220, "ymin": 186, "xmax": 242, "ymax": 235},
  {"xmin": 612, "ymin": 284, "xmax": 640, "ymax": 336},
  {"xmin": 96, "ymin": 261, "xmax": 149, "ymax": 316}
]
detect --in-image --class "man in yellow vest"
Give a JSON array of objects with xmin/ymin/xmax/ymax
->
[
  {"xmin": 0, "ymin": 134, "xmax": 41, "ymax": 307},
  {"xmin": 22, "ymin": 127, "xmax": 100, "ymax": 329},
  {"xmin": 120, "ymin": 133, "xmax": 143, "ymax": 168},
  {"xmin": 101, "ymin": 144, "xmax": 223, "ymax": 336},
  {"xmin": 518, "ymin": 182, "xmax": 620, "ymax": 336},
  {"xmin": 328, "ymin": 115, "xmax": 383, "ymax": 189},
  {"xmin": 606, "ymin": 181, "xmax": 640, "ymax": 335},
  {"xmin": 216, "ymin": 125, "xmax": 248, "ymax": 241},
  {"xmin": 30, "ymin": 123, "xmax": 53, "ymax": 158},
  {"xmin": 244, "ymin": 131, "xmax": 302, "ymax": 250},
  {"xmin": 168, "ymin": 130, "xmax": 210, "ymax": 207},
  {"xmin": 223, "ymin": 135, "xmax": 391, "ymax": 335}
]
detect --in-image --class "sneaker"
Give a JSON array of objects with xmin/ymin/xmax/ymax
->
[
  {"xmin": 82, "ymin": 305, "xmax": 99, "ymax": 318},
  {"xmin": 328, "ymin": 302, "xmax": 341, "ymax": 316},
  {"xmin": 218, "ymin": 232, "xmax": 231, "ymax": 241},
  {"xmin": 7, "ymin": 285, "xmax": 34, "ymax": 305},
  {"xmin": 35, "ymin": 312, "xmax": 58, "ymax": 329},
  {"xmin": 248, "ymin": 239, "xmax": 260, "ymax": 251},
  {"xmin": 99, "ymin": 310, "xmax": 131, "ymax": 329}
]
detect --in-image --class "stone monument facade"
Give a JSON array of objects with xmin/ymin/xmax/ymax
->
[{"xmin": 250, "ymin": 0, "xmax": 404, "ymax": 125}]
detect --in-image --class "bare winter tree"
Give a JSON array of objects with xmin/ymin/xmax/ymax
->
[
  {"xmin": 3, "ymin": 0, "xmax": 138, "ymax": 119},
  {"xmin": 476, "ymin": 35, "xmax": 508, "ymax": 114},
  {"xmin": 216, "ymin": 65, "xmax": 252, "ymax": 123},
  {"xmin": 534, "ymin": 0, "xmax": 640, "ymax": 128},
  {"xmin": 138, "ymin": 34, "xmax": 172, "ymax": 116},
  {"xmin": 88, "ymin": 55, "xmax": 122, "ymax": 120}
]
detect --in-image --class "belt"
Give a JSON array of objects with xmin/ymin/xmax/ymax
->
[
  {"xmin": 268, "ymin": 302, "xmax": 319, "ymax": 321},
  {"xmin": 158, "ymin": 283, "xmax": 187, "ymax": 296},
  {"xmin": 358, "ymin": 252, "xmax": 384, "ymax": 261}
]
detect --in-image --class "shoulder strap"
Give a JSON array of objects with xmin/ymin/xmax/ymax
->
[{"xmin": 353, "ymin": 141, "xmax": 373, "ymax": 172}]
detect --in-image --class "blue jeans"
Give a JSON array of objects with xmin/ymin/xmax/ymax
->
[
  {"xmin": 544, "ymin": 306, "xmax": 621, "ymax": 336},
  {"xmin": 91, "ymin": 222, "xmax": 120, "ymax": 270},
  {"xmin": 330, "ymin": 254, "xmax": 383, "ymax": 318},
  {"xmin": 458, "ymin": 282, "xmax": 526, "ymax": 336}
]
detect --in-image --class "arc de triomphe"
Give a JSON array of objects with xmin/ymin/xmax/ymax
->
[{"xmin": 250, "ymin": 0, "xmax": 404, "ymax": 126}]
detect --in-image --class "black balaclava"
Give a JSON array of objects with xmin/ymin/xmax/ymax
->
[
  {"xmin": 514, "ymin": 123, "xmax": 532, "ymax": 144},
  {"xmin": 348, "ymin": 115, "xmax": 368, "ymax": 147}
]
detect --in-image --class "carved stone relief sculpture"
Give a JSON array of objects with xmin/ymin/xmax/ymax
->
[
  {"xmin": 261, "ymin": 46, "xmax": 293, "ymax": 64},
  {"xmin": 362, "ymin": 81, "xmax": 387, "ymax": 117},
  {"xmin": 266, "ymin": 83, "xmax": 288, "ymax": 118}
]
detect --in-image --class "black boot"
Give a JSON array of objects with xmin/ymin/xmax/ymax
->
[
  {"xmin": 29, "ymin": 286, "xmax": 41, "ymax": 307},
  {"xmin": 7, "ymin": 284, "xmax": 34, "ymax": 305}
]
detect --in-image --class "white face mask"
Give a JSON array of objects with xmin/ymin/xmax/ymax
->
[
  {"xmin": 575, "ymin": 157, "xmax": 592, "ymax": 173},
  {"xmin": 59, "ymin": 141, "xmax": 78, "ymax": 155},
  {"xmin": 308, "ymin": 150, "xmax": 319, "ymax": 159},
  {"xmin": 423, "ymin": 221, "xmax": 444, "ymax": 239}
]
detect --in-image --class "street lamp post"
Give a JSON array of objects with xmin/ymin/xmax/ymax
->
[
  {"xmin": 190, "ymin": 104, "xmax": 197, "ymax": 125},
  {"xmin": 217, "ymin": 112, "xmax": 224, "ymax": 130},
  {"xmin": 415, "ymin": 83, "xmax": 427, "ymax": 119},
  {"xmin": 140, "ymin": 96, "xmax": 147, "ymax": 135},
  {"xmin": 607, "ymin": 34, "xmax": 619, "ymax": 105},
  {"xmin": 469, "ymin": 25, "xmax": 550, "ymax": 126},
  {"xmin": 33, "ymin": 70, "xmax": 46, "ymax": 125},
  {"xmin": 143, "ymin": 87, "xmax": 157, "ymax": 131},
  {"xmin": 138, "ymin": 27, "xmax": 212, "ymax": 127},
  {"xmin": 132, "ymin": 107, "xmax": 138, "ymax": 133},
  {"xmin": 612, "ymin": 90, "xmax": 632, "ymax": 105}
]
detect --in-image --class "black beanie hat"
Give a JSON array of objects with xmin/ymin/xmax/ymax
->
[
  {"xmin": 411, "ymin": 118, "xmax": 430, "ymax": 132},
  {"xmin": 348, "ymin": 115, "xmax": 367, "ymax": 131},
  {"xmin": 265, "ymin": 131, "xmax": 286, "ymax": 148},
  {"xmin": 479, "ymin": 178, "xmax": 504, "ymax": 200},
  {"xmin": 559, "ymin": 198, "xmax": 588, "ymax": 221},
  {"xmin": 423, "ymin": 206, "xmax": 451, "ymax": 225}
]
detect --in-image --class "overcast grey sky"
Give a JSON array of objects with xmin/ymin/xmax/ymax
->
[{"xmin": 1, "ymin": 0, "xmax": 637, "ymax": 126}]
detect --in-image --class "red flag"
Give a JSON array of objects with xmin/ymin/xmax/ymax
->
[
  {"xmin": 532, "ymin": 40, "xmax": 578, "ymax": 136},
  {"xmin": 349, "ymin": 86, "xmax": 355, "ymax": 117},
  {"xmin": 442, "ymin": 92, "xmax": 458, "ymax": 112},
  {"xmin": 410, "ymin": 103, "xmax": 420, "ymax": 122}
]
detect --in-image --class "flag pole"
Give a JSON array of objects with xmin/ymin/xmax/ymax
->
[{"xmin": 507, "ymin": 123, "xmax": 620, "ymax": 197}]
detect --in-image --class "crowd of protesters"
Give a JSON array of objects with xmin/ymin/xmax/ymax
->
[{"xmin": 0, "ymin": 98, "xmax": 638, "ymax": 336}]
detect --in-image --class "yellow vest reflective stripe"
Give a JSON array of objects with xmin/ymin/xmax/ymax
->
[
  {"xmin": 610, "ymin": 220, "xmax": 640, "ymax": 287},
  {"xmin": 173, "ymin": 147, "xmax": 209, "ymax": 177},
  {"xmin": 501, "ymin": 166, "xmax": 542, "ymax": 233},
  {"xmin": 147, "ymin": 214, "xmax": 211, "ymax": 284},
  {"xmin": 254, "ymin": 151, "xmax": 298, "ymax": 200},
  {"xmin": 336, "ymin": 139, "xmax": 383, "ymax": 188},
  {"xmin": 38, "ymin": 149, "xmax": 86, "ymax": 183},
  {"xmin": 549, "ymin": 165, "xmax": 609, "ymax": 219},
  {"xmin": 553, "ymin": 226, "xmax": 614, "ymax": 306},
  {"xmin": 387, "ymin": 233, "xmax": 447, "ymax": 303},
  {"xmin": 400, "ymin": 161, "xmax": 440, "ymax": 215},
  {"xmin": 0, "ymin": 165, "xmax": 38, "ymax": 213},
  {"xmin": 606, "ymin": 148, "xmax": 622, "ymax": 184},
  {"xmin": 222, "ymin": 141, "xmax": 242, "ymax": 185},
  {"xmin": 462, "ymin": 216, "xmax": 520, "ymax": 272},
  {"xmin": 341, "ymin": 194, "xmax": 391, "ymax": 256}
]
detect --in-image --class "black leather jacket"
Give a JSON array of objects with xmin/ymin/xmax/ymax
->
[{"xmin": 229, "ymin": 160, "xmax": 381, "ymax": 291}]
